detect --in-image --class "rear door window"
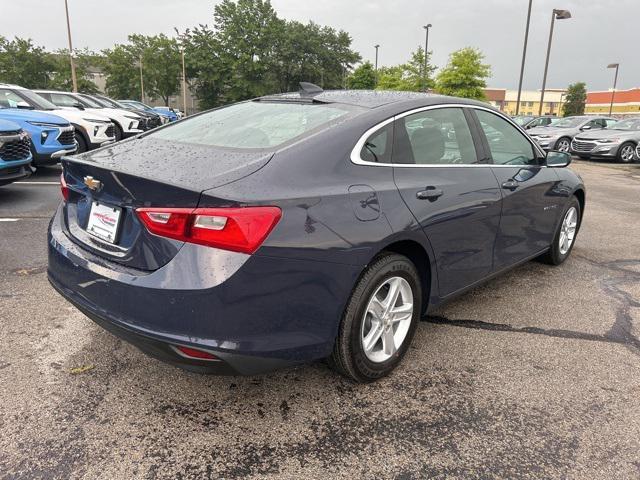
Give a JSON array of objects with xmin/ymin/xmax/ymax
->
[
  {"xmin": 393, "ymin": 107, "xmax": 479, "ymax": 165},
  {"xmin": 150, "ymin": 101, "xmax": 355, "ymax": 149}
]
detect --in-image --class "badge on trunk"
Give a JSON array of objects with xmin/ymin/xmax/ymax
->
[{"xmin": 84, "ymin": 176, "xmax": 102, "ymax": 191}]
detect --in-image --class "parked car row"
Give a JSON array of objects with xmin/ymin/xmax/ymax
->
[
  {"xmin": 0, "ymin": 83, "xmax": 179, "ymax": 186},
  {"xmin": 513, "ymin": 114, "xmax": 639, "ymax": 163}
]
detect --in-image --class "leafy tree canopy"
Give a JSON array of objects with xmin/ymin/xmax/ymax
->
[
  {"xmin": 562, "ymin": 82, "xmax": 587, "ymax": 116},
  {"xmin": 375, "ymin": 46, "xmax": 435, "ymax": 92},
  {"xmin": 347, "ymin": 62, "xmax": 376, "ymax": 90},
  {"xmin": 435, "ymin": 47, "xmax": 491, "ymax": 100}
]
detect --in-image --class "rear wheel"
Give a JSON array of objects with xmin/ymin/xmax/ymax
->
[
  {"xmin": 556, "ymin": 137, "xmax": 571, "ymax": 153},
  {"xmin": 539, "ymin": 196, "xmax": 581, "ymax": 265},
  {"xmin": 329, "ymin": 253, "xmax": 422, "ymax": 383},
  {"xmin": 617, "ymin": 142, "xmax": 635, "ymax": 163}
]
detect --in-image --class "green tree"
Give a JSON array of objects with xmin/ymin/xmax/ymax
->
[
  {"xmin": 49, "ymin": 48, "xmax": 102, "ymax": 94},
  {"xmin": 374, "ymin": 47, "xmax": 435, "ymax": 92},
  {"xmin": 347, "ymin": 61, "xmax": 376, "ymax": 89},
  {"xmin": 102, "ymin": 34, "xmax": 181, "ymax": 105},
  {"xmin": 0, "ymin": 36, "xmax": 55, "ymax": 88},
  {"xmin": 435, "ymin": 47, "xmax": 491, "ymax": 100},
  {"xmin": 562, "ymin": 82, "xmax": 587, "ymax": 116}
]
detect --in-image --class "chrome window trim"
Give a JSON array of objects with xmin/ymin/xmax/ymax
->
[{"xmin": 350, "ymin": 103, "xmax": 547, "ymax": 168}]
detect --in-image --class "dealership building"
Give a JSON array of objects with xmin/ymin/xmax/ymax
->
[
  {"xmin": 585, "ymin": 88, "xmax": 640, "ymax": 116},
  {"xmin": 484, "ymin": 89, "xmax": 566, "ymax": 116}
]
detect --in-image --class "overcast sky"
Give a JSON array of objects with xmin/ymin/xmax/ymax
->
[{"xmin": 2, "ymin": 0, "xmax": 638, "ymax": 92}]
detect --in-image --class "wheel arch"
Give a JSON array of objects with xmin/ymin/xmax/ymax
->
[
  {"xmin": 70, "ymin": 123, "xmax": 89, "ymax": 146},
  {"xmin": 573, "ymin": 187, "xmax": 586, "ymax": 230},
  {"xmin": 376, "ymin": 239, "xmax": 434, "ymax": 314}
]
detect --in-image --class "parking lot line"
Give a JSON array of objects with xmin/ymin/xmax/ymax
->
[{"xmin": 0, "ymin": 218, "xmax": 20, "ymax": 222}]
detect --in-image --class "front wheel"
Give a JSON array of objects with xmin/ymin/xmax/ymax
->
[
  {"xmin": 539, "ymin": 196, "xmax": 581, "ymax": 265},
  {"xmin": 329, "ymin": 253, "xmax": 422, "ymax": 383},
  {"xmin": 114, "ymin": 123, "xmax": 123, "ymax": 141},
  {"xmin": 74, "ymin": 132, "xmax": 88, "ymax": 154},
  {"xmin": 617, "ymin": 142, "xmax": 635, "ymax": 163},
  {"xmin": 556, "ymin": 137, "xmax": 571, "ymax": 153}
]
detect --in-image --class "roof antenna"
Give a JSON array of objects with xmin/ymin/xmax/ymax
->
[{"xmin": 299, "ymin": 82, "xmax": 323, "ymax": 97}]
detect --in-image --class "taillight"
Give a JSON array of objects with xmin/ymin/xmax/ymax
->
[
  {"xmin": 135, "ymin": 206, "xmax": 281, "ymax": 254},
  {"xmin": 60, "ymin": 173, "xmax": 69, "ymax": 201}
]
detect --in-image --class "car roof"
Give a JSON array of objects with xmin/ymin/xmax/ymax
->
[
  {"xmin": 0, "ymin": 83, "xmax": 26, "ymax": 90},
  {"xmin": 258, "ymin": 89, "xmax": 490, "ymax": 110}
]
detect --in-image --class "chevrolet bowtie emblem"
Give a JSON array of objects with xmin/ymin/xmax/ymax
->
[{"xmin": 84, "ymin": 176, "xmax": 102, "ymax": 191}]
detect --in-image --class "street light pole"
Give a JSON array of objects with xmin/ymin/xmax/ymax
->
[
  {"xmin": 539, "ymin": 9, "xmax": 571, "ymax": 116},
  {"xmin": 607, "ymin": 63, "xmax": 619, "ymax": 116},
  {"xmin": 181, "ymin": 47, "xmax": 187, "ymax": 116},
  {"xmin": 63, "ymin": 0, "xmax": 78, "ymax": 92},
  {"xmin": 139, "ymin": 55, "xmax": 145, "ymax": 103},
  {"xmin": 423, "ymin": 24, "xmax": 432, "ymax": 92},
  {"xmin": 374, "ymin": 44, "xmax": 380, "ymax": 71},
  {"xmin": 515, "ymin": 0, "xmax": 533, "ymax": 115}
]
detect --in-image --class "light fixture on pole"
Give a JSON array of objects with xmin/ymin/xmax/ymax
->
[
  {"xmin": 63, "ymin": 0, "xmax": 78, "ymax": 92},
  {"xmin": 423, "ymin": 24, "xmax": 432, "ymax": 92},
  {"xmin": 539, "ymin": 9, "xmax": 572, "ymax": 116},
  {"xmin": 515, "ymin": 0, "xmax": 533, "ymax": 116},
  {"xmin": 374, "ymin": 44, "xmax": 380, "ymax": 71},
  {"xmin": 607, "ymin": 63, "xmax": 620, "ymax": 116}
]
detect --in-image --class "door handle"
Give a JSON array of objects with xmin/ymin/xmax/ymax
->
[
  {"xmin": 416, "ymin": 186, "xmax": 443, "ymax": 200},
  {"xmin": 501, "ymin": 180, "xmax": 519, "ymax": 191}
]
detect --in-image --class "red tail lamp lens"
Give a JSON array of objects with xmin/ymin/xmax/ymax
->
[
  {"xmin": 136, "ymin": 206, "xmax": 281, "ymax": 254},
  {"xmin": 174, "ymin": 345, "xmax": 219, "ymax": 361},
  {"xmin": 60, "ymin": 173, "xmax": 69, "ymax": 201}
]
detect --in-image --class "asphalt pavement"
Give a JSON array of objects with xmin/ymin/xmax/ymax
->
[{"xmin": 1, "ymin": 161, "xmax": 639, "ymax": 479}]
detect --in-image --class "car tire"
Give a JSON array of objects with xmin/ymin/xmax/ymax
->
[
  {"xmin": 539, "ymin": 196, "xmax": 581, "ymax": 266},
  {"xmin": 578, "ymin": 155, "xmax": 590, "ymax": 160},
  {"xmin": 617, "ymin": 142, "xmax": 635, "ymax": 163},
  {"xmin": 556, "ymin": 137, "xmax": 571, "ymax": 153},
  {"xmin": 328, "ymin": 252, "xmax": 422, "ymax": 383},
  {"xmin": 114, "ymin": 123, "xmax": 124, "ymax": 141},
  {"xmin": 75, "ymin": 132, "xmax": 88, "ymax": 154}
]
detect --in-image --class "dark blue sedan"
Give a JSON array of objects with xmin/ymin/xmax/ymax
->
[{"xmin": 48, "ymin": 87, "xmax": 584, "ymax": 382}]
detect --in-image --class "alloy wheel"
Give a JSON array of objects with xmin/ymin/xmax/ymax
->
[
  {"xmin": 620, "ymin": 145, "xmax": 635, "ymax": 163},
  {"xmin": 559, "ymin": 206, "xmax": 578, "ymax": 255},
  {"xmin": 360, "ymin": 276, "xmax": 414, "ymax": 363},
  {"xmin": 557, "ymin": 139, "xmax": 570, "ymax": 152}
]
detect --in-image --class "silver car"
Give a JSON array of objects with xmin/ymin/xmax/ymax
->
[
  {"xmin": 572, "ymin": 117, "xmax": 640, "ymax": 163},
  {"xmin": 527, "ymin": 116, "xmax": 616, "ymax": 152}
]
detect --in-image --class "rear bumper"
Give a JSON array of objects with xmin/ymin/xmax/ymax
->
[{"xmin": 47, "ymin": 204, "xmax": 360, "ymax": 374}]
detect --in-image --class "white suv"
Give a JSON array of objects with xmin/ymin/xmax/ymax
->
[
  {"xmin": 35, "ymin": 90, "xmax": 144, "ymax": 141},
  {"xmin": 0, "ymin": 84, "xmax": 114, "ymax": 153}
]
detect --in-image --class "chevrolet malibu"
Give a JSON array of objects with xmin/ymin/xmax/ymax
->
[{"xmin": 48, "ymin": 88, "xmax": 585, "ymax": 382}]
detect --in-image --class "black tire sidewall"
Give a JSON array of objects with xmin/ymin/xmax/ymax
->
[
  {"xmin": 617, "ymin": 142, "xmax": 635, "ymax": 163},
  {"xmin": 114, "ymin": 124, "xmax": 123, "ymax": 141},
  {"xmin": 346, "ymin": 255, "xmax": 421, "ymax": 380},
  {"xmin": 74, "ymin": 132, "xmax": 87, "ymax": 153},
  {"xmin": 550, "ymin": 197, "xmax": 581, "ymax": 265}
]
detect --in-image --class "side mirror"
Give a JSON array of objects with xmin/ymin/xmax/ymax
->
[
  {"xmin": 581, "ymin": 125, "xmax": 591, "ymax": 130},
  {"xmin": 16, "ymin": 101, "xmax": 33, "ymax": 110},
  {"xmin": 546, "ymin": 151, "xmax": 571, "ymax": 168},
  {"xmin": 73, "ymin": 103, "xmax": 85, "ymax": 110}
]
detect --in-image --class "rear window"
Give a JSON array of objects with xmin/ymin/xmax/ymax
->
[{"xmin": 149, "ymin": 101, "xmax": 353, "ymax": 149}]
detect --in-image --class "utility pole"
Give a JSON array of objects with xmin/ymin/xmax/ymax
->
[
  {"xmin": 63, "ymin": 0, "xmax": 78, "ymax": 92},
  {"xmin": 139, "ymin": 56, "xmax": 145, "ymax": 103},
  {"xmin": 515, "ymin": 0, "xmax": 533, "ymax": 115},
  {"xmin": 374, "ymin": 45, "xmax": 380, "ymax": 71},
  {"xmin": 607, "ymin": 63, "xmax": 620, "ymax": 116},
  {"xmin": 181, "ymin": 47, "xmax": 187, "ymax": 116},
  {"xmin": 423, "ymin": 24, "xmax": 432, "ymax": 92}
]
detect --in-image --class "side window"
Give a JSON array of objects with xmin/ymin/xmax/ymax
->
[
  {"xmin": 0, "ymin": 89, "xmax": 28, "ymax": 108},
  {"xmin": 585, "ymin": 119, "xmax": 603, "ymax": 129},
  {"xmin": 393, "ymin": 107, "xmax": 479, "ymax": 165},
  {"xmin": 50, "ymin": 93, "xmax": 79, "ymax": 108},
  {"xmin": 359, "ymin": 123, "xmax": 393, "ymax": 164},
  {"xmin": 475, "ymin": 110, "xmax": 537, "ymax": 166},
  {"xmin": 604, "ymin": 119, "xmax": 617, "ymax": 128}
]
